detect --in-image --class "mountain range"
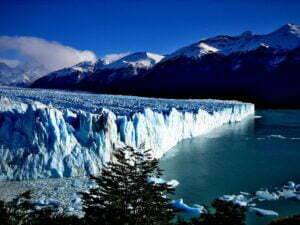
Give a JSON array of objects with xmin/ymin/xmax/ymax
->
[
  {"xmin": 7, "ymin": 23, "xmax": 300, "ymax": 107},
  {"xmin": 0, "ymin": 61, "xmax": 48, "ymax": 86}
]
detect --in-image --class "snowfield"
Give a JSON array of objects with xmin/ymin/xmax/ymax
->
[{"xmin": 0, "ymin": 87, "xmax": 254, "ymax": 180}]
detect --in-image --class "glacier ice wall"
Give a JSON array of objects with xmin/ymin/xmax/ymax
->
[{"xmin": 0, "ymin": 90, "xmax": 254, "ymax": 180}]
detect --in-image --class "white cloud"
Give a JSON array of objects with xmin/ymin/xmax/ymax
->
[
  {"xmin": 0, "ymin": 36, "xmax": 97, "ymax": 72},
  {"xmin": 103, "ymin": 52, "xmax": 130, "ymax": 64},
  {"xmin": 0, "ymin": 58, "xmax": 20, "ymax": 68}
]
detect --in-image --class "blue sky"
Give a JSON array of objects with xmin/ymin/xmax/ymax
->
[{"xmin": 1, "ymin": 0, "xmax": 300, "ymax": 57}]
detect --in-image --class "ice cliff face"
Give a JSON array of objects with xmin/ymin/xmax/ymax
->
[{"xmin": 0, "ymin": 87, "xmax": 254, "ymax": 180}]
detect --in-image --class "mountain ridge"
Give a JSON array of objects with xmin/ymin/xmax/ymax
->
[
  {"xmin": 0, "ymin": 61, "xmax": 48, "ymax": 86},
  {"xmin": 30, "ymin": 23, "xmax": 300, "ymax": 108},
  {"xmin": 164, "ymin": 23, "xmax": 300, "ymax": 61}
]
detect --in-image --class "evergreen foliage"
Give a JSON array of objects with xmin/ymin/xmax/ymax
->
[
  {"xmin": 268, "ymin": 215, "xmax": 300, "ymax": 225},
  {"xmin": 1, "ymin": 146, "xmax": 299, "ymax": 225},
  {"xmin": 0, "ymin": 191, "xmax": 36, "ymax": 225},
  {"xmin": 81, "ymin": 146, "xmax": 175, "ymax": 225}
]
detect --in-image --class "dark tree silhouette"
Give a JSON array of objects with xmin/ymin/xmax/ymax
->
[
  {"xmin": 0, "ymin": 199, "xmax": 10, "ymax": 225},
  {"xmin": 81, "ymin": 146, "xmax": 175, "ymax": 225},
  {"xmin": 1, "ymin": 191, "xmax": 36, "ymax": 225},
  {"xmin": 268, "ymin": 215, "xmax": 300, "ymax": 225}
]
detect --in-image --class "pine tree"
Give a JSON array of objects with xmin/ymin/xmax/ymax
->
[
  {"xmin": 131, "ymin": 149, "xmax": 175, "ymax": 225},
  {"xmin": 268, "ymin": 215, "xmax": 300, "ymax": 225},
  {"xmin": 0, "ymin": 199, "xmax": 10, "ymax": 225},
  {"xmin": 81, "ymin": 146, "xmax": 175, "ymax": 225}
]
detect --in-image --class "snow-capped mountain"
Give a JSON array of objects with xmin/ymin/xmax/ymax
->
[
  {"xmin": 117, "ymin": 24, "xmax": 300, "ymax": 108},
  {"xmin": 31, "ymin": 60, "xmax": 98, "ymax": 89},
  {"xmin": 104, "ymin": 52, "xmax": 164, "ymax": 69},
  {"xmin": 43, "ymin": 61, "xmax": 95, "ymax": 80},
  {"xmin": 31, "ymin": 24, "xmax": 300, "ymax": 107},
  {"xmin": 165, "ymin": 23, "xmax": 300, "ymax": 60},
  {"xmin": 32, "ymin": 52, "xmax": 164, "ymax": 90},
  {"xmin": 94, "ymin": 58, "xmax": 105, "ymax": 71},
  {"xmin": 76, "ymin": 52, "xmax": 164, "ymax": 92},
  {"xmin": 0, "ymin": 61, "xmax": 48, "ymax": 86}
]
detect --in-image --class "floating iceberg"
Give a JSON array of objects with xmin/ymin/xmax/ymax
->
[
  {"xmin": 147, "ymin": 177, "xmax": 166, "ymax": 184},
  {"xmin": 216, "ymin": 181, "xmax": 300, "ymax": 219},
  {"xmin": 167, "ymin": 180, "xmax": 180, "ymax": 188},
  {"xmin": 148, "ymin": 177, "xmax": 180, "ymax": 188},
  {"xmin": 219, "ymin": 194, "xmax": 250, "ymax": 207},
  {"xmin": 250, "ymin": 207, "xmax": 279, "ymax": 217},
  {"xmin": 256, "ymin": 190, "xmax": 279, "ymax": 201},
  {"xmin": 267, "ymin": 135, "xmax": 287, "ymax": 139},
  {"xmin": 278, "ymin": 189, "xmax": 297, "ymax": 199},
  {"xmin": 284, "ymin": 181, "xmax": 296, "ymax": 190},
  {"xmin": 0, "ymin": 87, "xmax": 254, "ymax": 180},
  {"xmin": 171, "ymin": 199, "xmax": 205, "ymax": 216}
]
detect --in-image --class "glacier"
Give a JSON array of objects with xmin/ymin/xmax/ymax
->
[{"xmin": 0, "ymin": 87, "xmax": 254, "ymax": 180}]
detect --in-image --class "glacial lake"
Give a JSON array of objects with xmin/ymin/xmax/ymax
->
[{"xmin": 160, "ymin": 110, "xmax": 300, "ymax": 225}]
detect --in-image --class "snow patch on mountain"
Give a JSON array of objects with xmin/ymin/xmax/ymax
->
[
  {"xmin": 0, "ymin": 87, "xmax": 254, "ymax": 180},
  {"xmin": 169, "ymin": 43, "xmax": 219, "ymax": 59},
  {"xmin": 32, "ymin": 51, "xmax": 164, "ymax": 86},
  {"xmin": 102, "ymin": 52, "xmax": 131, "ymax": 65},
  {"xmin": 166, "ymin": 23, "xmax": 300, "ymax": 60},
  {"xmin": 104, "ymin": 52, "xmax": 164, "ymax": 69},
  {"xmin": 45, "ymin": 61, "xmax": 95, "ymax": 80}
]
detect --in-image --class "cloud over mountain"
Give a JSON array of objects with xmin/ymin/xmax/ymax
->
[
  {"xmin": 0, "ymin": 36, "xmax": 97, "ymax": 71},
  {"xmin": 0, "ymin": 58, "xmax": 20, "ymax": 68}
]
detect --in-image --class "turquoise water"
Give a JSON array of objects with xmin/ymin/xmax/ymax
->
[{"xmin": 160, "ymin": 110, "xmax": 300, "ymax": 225}]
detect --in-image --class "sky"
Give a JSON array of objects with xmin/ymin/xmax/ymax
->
[{"xmin": 1, "ymin": 0, "xmax": 300, "ymax": 70}]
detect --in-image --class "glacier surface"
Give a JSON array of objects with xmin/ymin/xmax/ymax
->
[{"xmin": 0, "ymin": 87, "xmax": 254, "ymax": 180}]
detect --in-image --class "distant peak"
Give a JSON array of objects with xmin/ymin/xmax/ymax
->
[
  {"xmin": 240, "ymin": 30, "xmax": 252, "ymax": 38},
  {"xmin": 124, "ymin": 51, "xmax": 163, "ymax": 58},
  {"xmin": 104, "ymin": 51, "xmax": 164, "ymax": 69},
  {"xmin": 285, "ymin": 23, "xmax": 298, "ymax": 28},
  {"xmin": 130, "ymin": 51, "xmax": 148, "ymax": 56},
  {"xmin": 116, "ymin": 51, "xmax": 164, "ymax": 63},
  {"xmin": 273, "ymin": 23, "xmax": 300, "ymax": 35},
  {"xmin": 74, "ymin": 60, "xmax": 95, "ymax": 67},
  {"xmin": 145, "ymin": 52, "xmax": 165, "ymax": 62},
  {"xmin": 123, "ymin": 51, "xmax": 150, "ymax": 59},
  {"xmin": 95, "ymin": 58, "xmax": 105, "ymax": 68}
]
